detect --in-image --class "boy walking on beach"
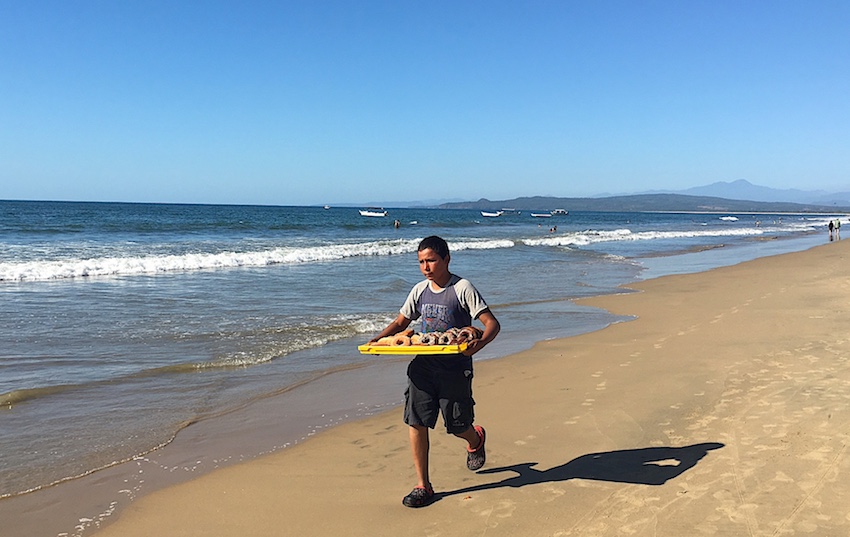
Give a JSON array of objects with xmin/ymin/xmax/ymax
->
[{"xmin": 370, "ymin": 236, "xmax": 500, "ymax": 507}]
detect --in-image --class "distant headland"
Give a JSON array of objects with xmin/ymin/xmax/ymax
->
[{"xmin": 435, "ymin": 193, "xmax": 850, "ymax": 214}]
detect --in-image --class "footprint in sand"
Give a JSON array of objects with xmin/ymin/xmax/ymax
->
[
  {"xmin": 470, "ymin": 499, "xmax": 517, "ymax": 525},
  {"xmin": 542, "ymin": 485, "xmax": 566, "ymax": 502},
  {"xmin": 515, "ymin": 434, "xmax": 537, "ymax": 445},
  {"xmin": 374, "ymin": 424, "xmax": 397, "ymax": 436}
]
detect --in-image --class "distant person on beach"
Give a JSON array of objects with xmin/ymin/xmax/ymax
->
[
  {"xmin": 829, "ymin": 220, "xmax": 835, "ymax": 240},
  {"xmin": 370, "ymin": 235, "xmax": 500, "ymax": 508},
  {"xmin": 835, "ymin": 219, "xmax": 841, "ymax": 239}
]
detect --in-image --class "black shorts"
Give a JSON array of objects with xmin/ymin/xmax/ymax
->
[{"xmin": 403, "ymin": 354, "xmax": 475, "ymax": 434}]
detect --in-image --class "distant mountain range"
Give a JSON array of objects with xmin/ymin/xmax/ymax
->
[
  {"xmin": 653, "ymin": 180, "xmax": 850, "ymax": 207},
  {"xmin": 436, "ymin": 180, "xmax": 850, "ymax": 213}
]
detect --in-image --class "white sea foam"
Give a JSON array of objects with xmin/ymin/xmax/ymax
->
[
  {"xmin": 522, "ymin": 226, "xmax": 773, "ymax": 248},
  {"xmin": 449, "ymin": 239, "xmax": 515, "ymax": 251},
  {"xmin": 0, "ymin": 217, "xmax": 831, "ymax": 283},
  {"xmin": 0, "ymin": 245, "xmax": 387, "ymax": 282},
  {"xmin": 0, "ymin": 238, "xmax": 516, "ymax": 283}
]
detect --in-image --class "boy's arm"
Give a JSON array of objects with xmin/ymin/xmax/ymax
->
[
  {"xmin": 464, "ymin": 309, "xmax": 500, "ymax": 356},
  {"xmin": 369, "ymin": 313, "xmax": 412, "ymax": 343}
]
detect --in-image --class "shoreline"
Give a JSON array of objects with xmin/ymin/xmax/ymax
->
[
  {"xmin": 2, "ymin": 234, "xmax": 842, "ymax": 536},
  {"xmin": 1, "ymin": 313, "xmax": 625, "ymax": 537},
  {"xmin": 85, "ymin": 237, "xmax": 850, "ymax": 536},
  {"xmin": 0, "ymin": 358, "xmax": 412, "ymax": 537}
]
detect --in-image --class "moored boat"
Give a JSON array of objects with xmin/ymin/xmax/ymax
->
[
  {"xmin": 359, "ymin": 208, "xmax": 388, "ymax": 217},
  {"xmin": 481, "ymin": 211, "xmax": 503, "ymax": 217}
]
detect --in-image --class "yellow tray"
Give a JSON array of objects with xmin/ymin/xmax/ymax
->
[{"xmin": 358, "ymin": 342, "xmax": 468, "ymax": 355}]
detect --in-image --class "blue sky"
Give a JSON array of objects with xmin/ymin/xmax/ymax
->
[{"xmin": 2, "ymin": 1, "xmax": 848, "ymax": 206}]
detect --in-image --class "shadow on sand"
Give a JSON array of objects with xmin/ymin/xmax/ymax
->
[{"xmin": 441, "ymin": 442, "xmax": 724, "ymax": 499}]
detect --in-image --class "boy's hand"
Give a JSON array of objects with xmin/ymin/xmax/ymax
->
[
  {"xmin": 463, "ymin": 310, "xmax": 500, "ymax": 356},
  {"xmin": 462, "ymin": 339, "xmax": 483, "ymax": 356}
]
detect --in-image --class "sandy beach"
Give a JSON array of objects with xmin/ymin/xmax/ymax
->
[{"xmin": 85, "ymin": 237, "xmax": 850, "ymax": 536}]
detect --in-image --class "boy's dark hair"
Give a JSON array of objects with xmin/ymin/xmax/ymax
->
[{"xmin": 418, "ymin": 236, "xmax": 450, "ymax": 259}]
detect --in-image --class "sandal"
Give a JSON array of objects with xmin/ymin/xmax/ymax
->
[
  {"xmin": 466, "ymin": 425, "xmax": 486, "ymax": 471},
  {"xmin": 402, "ymin": 485, "xmax": 435, "ymax": 508}
]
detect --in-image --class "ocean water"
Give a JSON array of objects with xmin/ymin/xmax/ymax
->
[{"xmin": 0, "ymin": 200, "xmax": 838, "ymax": 533}]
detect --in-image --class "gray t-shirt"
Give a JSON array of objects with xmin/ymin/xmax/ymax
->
[{"xmin": 400, "ymin": 274, "xmax": 489, "ymax": 333}]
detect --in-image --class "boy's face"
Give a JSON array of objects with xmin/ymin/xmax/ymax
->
[{"xmin": 418, "ymin": 248, "xmax": 450, "ymax": 285}]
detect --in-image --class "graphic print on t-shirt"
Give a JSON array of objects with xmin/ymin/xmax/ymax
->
[{"xmin": 421, "ymin": 302, "xmax": 451, "ymax": 333}]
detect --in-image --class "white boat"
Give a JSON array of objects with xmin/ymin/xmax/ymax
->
[
  {"xmin": 481, "ymin": 211, "xmax": 503, "ymax": 217},
  {"xmin": 359, "ymin": 208, "xmax": 388, "ymax": 217},
  {"xmin": 530, "ymin": 212, "xmax": 552, "ymax": 218},
  {"xmin": 551, "ymin": 209, "xmax": 568, "ymax": 215}
]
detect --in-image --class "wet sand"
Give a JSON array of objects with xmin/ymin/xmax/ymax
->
[{"xmin": 89, "ymin": 238, "xmax": 850, "ymax": 536}]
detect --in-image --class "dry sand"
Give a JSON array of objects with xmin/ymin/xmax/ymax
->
[{"xmin": 91, "ymin": 238, "xmax": 850, "ymax": 536}]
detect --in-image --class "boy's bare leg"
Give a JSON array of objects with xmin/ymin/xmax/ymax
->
[
  {"xmin": 409, "ymin": 425, "xmax": 431, "ymax": 489},
  {"xmin": 454, "ymin": 425, "xmax": 481, "ymax": 450}
]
